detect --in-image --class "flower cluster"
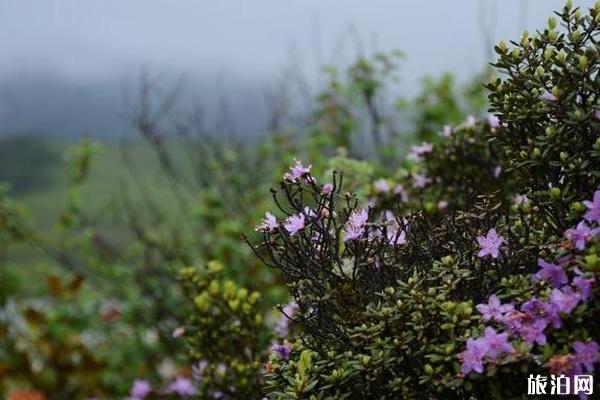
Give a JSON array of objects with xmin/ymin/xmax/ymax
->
[{"xmin": 461, "ymin": 191, "xmax": 600, "ymax": 382}]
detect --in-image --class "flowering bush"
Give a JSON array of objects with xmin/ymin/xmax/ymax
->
[{"xmin": 250, "ymin": 3, "xmax": 600, "ymax": 398}]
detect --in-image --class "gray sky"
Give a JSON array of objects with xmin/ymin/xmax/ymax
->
[{"xmin": 0, "ymin": 0, "xmax": 594, "ymax": 136}]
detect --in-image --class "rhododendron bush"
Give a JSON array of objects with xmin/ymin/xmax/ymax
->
[
  {"xmin": 246, "ymin": 3, "xmax": 600, "ymax": 399},
  {"xmin": 2, "ymin": 1, "xmax": 600, "ymax": 399}
]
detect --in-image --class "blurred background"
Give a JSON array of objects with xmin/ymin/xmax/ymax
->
[{"xmin": 0, "ymin": 0, "xmax": 577, "ymax": 136}]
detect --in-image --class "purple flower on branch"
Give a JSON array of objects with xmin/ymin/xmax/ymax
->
[
  {"xmin": 482, "ymin": 327, "xmax": 514, "ymax": 358},
  {"xmin": 477, "ymin": 228, "xmax": 505, "ymax": 259},
  {"xmin": 407, "ymin": 142, "xmax": 433, "ymax": 162},
  {"xmin": 573, "ymin": 341, "xmax": 600, "ymax": 373},
  {"xmin": 540, "ymin": 91, "xmax": 557, "ymax": 101},
  {"xmin": 565, "ymin": 220, "xmax": 600, "ymax": 250},
  {"xmin": 284, "ymin": 159, "xmax": 311, "ymax": 182},
  {"xmin": 130, "ymin": 379, "xmax": 152, "ymax": 400},
  {"xmin": 165, "ymin": 377, "xmax": 196, "ymax": 396},
  {"xmin": 476, "ymin": 295, "xmax": 514, "ymax": 321},
  {"xmin": 459, "ymin": 338, "xmax": 488, "ymax": 374},
  {"xmin": 550, "ymin": 286, "xmax": 581, "ymax": 315},
  {"xmin": 256, "ymin": 212, "xmax": 278, "ymax": 232},
  {"xmin": 344, "ymin": 209, "xmax": 368, "ymax": 242},
  {"xmin": 284, "ymin": 214, "xmax": 305, "ymax": 236},
  {"xmin": 533, "ymin": 258, "xmax": 568, "ymax": 288},
  {"xmin": 583, "ymin": 190, "xmax": 600, "ymax": 224},
  {"xmin": 573, "ymin": 268, "xmax": 595, "ymax": 301}
]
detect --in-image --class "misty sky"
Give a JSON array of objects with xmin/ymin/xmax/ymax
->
[{"xmin": 0, "ymin": 0, "xmax": 594, "ymax": 136}]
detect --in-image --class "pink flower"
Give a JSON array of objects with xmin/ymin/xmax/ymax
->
[
  {"xmin": 488, "ymin": 115, "xmax": 501, "ymax": 128},
  {"xmin": 476, "ymin": 294, "xmax": 514, "ymax": 321},
  {"xmin": 256, "ymin": 212, "xmax": 278, "ymax": 232},
  {"xmin": 477, "ymin": 228, "xmax": 505, "ymax": 259},
  {"xmin": 284, "ymin": 159, "xmax": 311, "ymax": 181},
  {"xmin": 407, "ymin": 142, "xmax": 433, "ymax": 162},
  {"xmin": 284, "ymin": 214, "xmax": 305, "ymax": 236},
  {"xmin": 459, "ymin": 338, "xmax": 488, "ymax": 374},
  {"xmin": 533, "ymin": 258, "xmax": 568, "ymax": 288},
  {"xmin": 540, "ymin": 91, "xmax": 557, "ymax": 101},
  {"xmin": 322, "ymin": 183, "xmax": 334, "ymax": 195},
  {"xmin": 130, "ymin": 379, "xmax": 152, "ymax": 399},
  {"xmin": 412, "ymin": 173, "xmax": 431, "ymax": 189},
  {"xmin": 564, "ymin": 220, "xmax": 600, "ymax": 250},
  {"xmin": 583, "ymin": 190, "xmax": 600, "ymax": 223}
]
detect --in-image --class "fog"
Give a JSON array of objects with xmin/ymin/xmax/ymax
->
[{"xmin": 0, "ymin": 0, "xmax": 592, "ymax": 136}]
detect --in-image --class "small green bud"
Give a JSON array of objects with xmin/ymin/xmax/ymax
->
[
  {"xmin": 545, "ymin": 125, "xmax": 556, "ymax": 138},
  {"xmin": 560, "ymin": 151, "xmax": 569, "ymax": 161},
  {"xmin": 544, "ymin": 47, "xmax": 555, "ymax": 60},
  {"xmin": 585, "ymin": 254, "xmax": 599, "ymax": 268},
  {"xmin": 535, "ymin": 66, "xmax": 545, "ymax": 78},
  {"xmin": 579, "ymin": 54, "xmax": 588, "ymax": 71},
  {"xmin": 565, "ymin": 0, "xmax": 573, "ymax": 10},
  {"xmin": 549, "ymin": 187, "xmax": 561, "ymax": 198},
  {"xmin": 497, "ymin": 40, "xmax": 508, "ymax": 53},
  {"xmin": 556, "ymin": 49, "xmax": 567, "ymax": 64},
  {"xmin": 424, "ymin": 364, "xmax": 434, "ymax": 375},
  {"xmin": 532, "ymin": 148, "xmax": 541, "ymax": 158},
  {"xmin": 548, "ymin": 17, "xmax": 557, "ymax": 30}
]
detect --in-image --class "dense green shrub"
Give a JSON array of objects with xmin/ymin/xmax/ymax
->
[{"xmin": 252, "ymin": 3, "xmax": 600, "ymax": 399}]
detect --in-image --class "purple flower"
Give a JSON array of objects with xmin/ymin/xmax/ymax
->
[
  {"xmin": 322, "ymin": 183, "xmax": 334, "ymax": 195},
  {"xmin": 459, "ymin": 337, "xmax": 488, "ymax": 374},
  {"xmin": 274, "ymin": 301, "xmax": 299, "ymax": 337},
  {"xmin": 565, "ymin": 220, "xmax": 600, "ymax": 250},
  {"xmin": 521, "ymin": 298, "xmax": 561, "ymax": 329},
  {"xmin": 344, "ymin": 209, "xmax": 368, "ymax": 242},
  {"xmin": 595, "ymin": 110, "xmax": 600, "ymax": 121},
  {"xmin": 540, "ymin": 91, "xmax": 557, "ymax": 101},
  {"xmin": 393, "ymin": 184, "xmax": 408, "ymax": 201},
  {"xmin": 573, "ymin": 268, "xmax": 595, "ymax": 301},
  {"xmin": 412, "ymin": 173, "xmax": 431, "ymax": 189},
  {"xmin": 165, "ymin": 377, "xmax": 197, "ymax": 396},
  {"xmin": 476, "ymin": 295, "xmax": 514, "ymax": 321},
  {"xmin": 514, "ymin": 194, "xmax": 529, "ymax": 205},
  {"xmin": 256, "ymin": 212, "xmax": 278, "ymax": 232},
  {"xmin": 284, "ymin": 159, "xmax": 311, "ymax": 181},
  {"xmin": 550, "ymin": 286, "xmax": 581, "ymax": 314},
  {"xmin": 440, "ymin": 124, "xmax": 452, "ymax": 137},
  {"xmin": 492, "ymin": 165, "xmax": 502, "ymax": 178},
  {"xmin": 533, "ymin": 258, "xmax": 568, "ymax": 288},
  {"xmin": 518, "ymin": 318, "xmax": 549, "ymax": 345},
  {"xmin": 488, "ymin": 115, "xmax": 500, "ymax": 128},
  {"xmin": 573, "ymin": 341, "xmax": 599, "ymax": 373},
  {"xmin": 463, "ymin": 115, "xmax": 477, "ymax": 128},
  {"xmin": 477, "ymin": 228, "xmax": 505, "ymax": 259},
  {"xmin": 284, "ymin": 214, "xmax": 305, "ymax": 236},
  {"xmin": 583, "ymin": 190, "xmax": 600, "ymax": 224},
  {"xmin": 192, "ymin": 360, "xmax": 209, "ymax": 381},
  {"xmin": 374, "ymin": 179, "xmax": 390, "ymax": 193},
  {"xmin": 130, "ymin": 379, "xmax": 152, "ymax": 399},
  {"xmin": 407, "ymin": 142, "xmax": 433, "ymax": 162},
  {"xmin": 482, "ymin": 327, "xmax": 514, "ymax": 358},
  {"xmin": 272, "ymin": 342, "xmax": 292, "ymax": 360}
]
